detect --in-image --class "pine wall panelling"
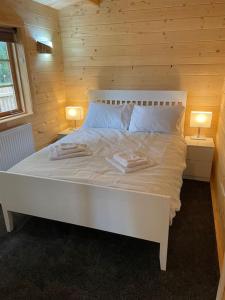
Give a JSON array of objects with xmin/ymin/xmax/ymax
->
[
  {"xmin": 59, "ymin": 0, "xmax": 225, "ymax": 135},
  {"xmin": 213, "ymin": 80, "xmax": 225, "ymax": 269},
  {"xmin": 0, "ymin": 0, "xmax": 68, "ymax": 149}
]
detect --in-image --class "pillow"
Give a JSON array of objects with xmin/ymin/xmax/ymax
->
[
  {"xmin": 82, "ymin": 102, "xmax": 133, "ymax": 130},
  {"xmin": 129, "ymin": 105, "xmax": 185, "ymax": 134}
]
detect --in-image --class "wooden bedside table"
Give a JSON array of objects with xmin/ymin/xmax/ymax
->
[
  {"xmin": 57, "ymin": 128, "xmax": 78, "ymax": 140},
  {"xmin": 183, "ymin": 136, "xmax": 215, "ymax": 182}
]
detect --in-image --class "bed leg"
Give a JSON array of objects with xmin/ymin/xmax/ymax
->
[
  {"xmin": 2, "ymin": 207, "xmax": 14, "ymax": 232},
  {"xmin": 160, "ymin": 241, "xmax": 168, "ymax": 271}
]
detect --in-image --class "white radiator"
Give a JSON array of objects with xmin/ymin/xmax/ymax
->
[{"xmin": 0, "ymin": 124, "xmax": 35, "ymax": 171}]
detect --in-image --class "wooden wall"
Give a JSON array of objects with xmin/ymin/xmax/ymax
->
[
  {"xmin": 213, "ymin": 79, "xmax": 225, "ymax": 269},
  {"xmin": 0, "ymin": 0, "xmax": 68, "ymax": 149},
  {"xmin": 59, "ymin": 0, "xmax": 225, "ymax": 135}
]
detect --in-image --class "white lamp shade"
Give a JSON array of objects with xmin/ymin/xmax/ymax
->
[
  {"xmin": 65, "ymin": 106, "xmax": 83, "ymax": 121},
  {"xmin": 190, "ymin": 111, "xmax": 212, "ymax": 128}
]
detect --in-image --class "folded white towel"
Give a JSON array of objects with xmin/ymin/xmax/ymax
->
[
  {"xmin": 106, "ymin": 157, "xmax": 154, "ymax": 173},
  {"xmin": 52, "ymin": 145, "xmax": 88, "ymax": 156},
  {"xmin": 49, "ymin": 148, "xmax": 92, "ymax": 161},
  {"xmin": 113, "ymin": 152, "xmax": 148, "ymax": 168},
  {"xmin": 49, "ymin": 143, "xmax": 91, "ymax": 160},
  {"xmin": 60, "ymin": 143, "xmax": 87, "ymax": 150}
]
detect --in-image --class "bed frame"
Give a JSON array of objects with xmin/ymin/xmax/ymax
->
[{"xmin": 0, "ymin": 90, "xmax": 187, "ymax": 271}]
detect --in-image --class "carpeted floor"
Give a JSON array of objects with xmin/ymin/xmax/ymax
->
[{"xmin": 0, "ymin": 180, "xmax": 219, "ymax": 299}]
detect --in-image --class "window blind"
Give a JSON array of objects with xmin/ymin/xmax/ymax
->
[{"xmin": 0, "ymin": 27, "xmax": 17, "ymax": 43}]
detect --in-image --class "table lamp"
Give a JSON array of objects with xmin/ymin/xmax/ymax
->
[
  {"xmin": 65, "ymin": 106, "xmax": 83, "ymax": 129},
  {"xmin": 190, "ymin": 111, "xmax": 212, "ymax": 140}
]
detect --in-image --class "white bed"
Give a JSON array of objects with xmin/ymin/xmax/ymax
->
[{"xmin": 0, "ymin": 90, "xmax": 187, "ymax": 271}]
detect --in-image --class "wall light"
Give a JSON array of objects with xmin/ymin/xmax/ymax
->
[
  {"xmin": 65, "ymin": 106, "xmax": 83, "ymax": 129},
  {"xmin": 190, "ymin": 111, "xmax": 212, "ymax": 140},
  {"xmin": 36, "ymin": 41, "xmax": 53, "ymax": 53}
]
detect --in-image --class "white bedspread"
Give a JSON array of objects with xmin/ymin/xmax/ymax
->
[{"xmin": 9, "ymin": 128, "xmax": 187, "ymax": 221}]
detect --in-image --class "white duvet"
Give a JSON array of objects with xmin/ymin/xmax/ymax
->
[{"xmin": 9, "ymin": 128, "xmax": 187, "ymax": 221}]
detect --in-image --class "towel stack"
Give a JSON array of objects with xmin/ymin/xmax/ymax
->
[
  {"xmin": 50, "ymin": 143, "xmax": 92, "ymax": 160},
  {"xmin": 107, "ymin": 152, "xmax": 154, "ymax": 173}
]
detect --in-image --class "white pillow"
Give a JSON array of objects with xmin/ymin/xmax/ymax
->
[
  {"xmin": 129, "ymin": 105, "xmax": 185, "ymax": 134},
  {"xmin": 82, "ymin": 102, "xmax": 133, "ymax": 130}
]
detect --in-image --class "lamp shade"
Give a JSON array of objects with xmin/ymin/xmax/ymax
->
[
  {"xmin": 65, "ymin": 106, "xmax": 83, "ymax": 121},
  {"xmin": 190, "ymin": 111, "xmax": 212, "ymax": 128}
]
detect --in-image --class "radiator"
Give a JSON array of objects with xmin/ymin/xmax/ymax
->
[{"xmin": 0, "ymin": 124, "xmax": 35, "ymax": 171}]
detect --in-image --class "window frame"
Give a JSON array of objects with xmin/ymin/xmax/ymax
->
[
  {"xmin": 0, "ymin": 27, "xmax": 33, "ymax": 124},
  {"xmin": 0, "ymin": 42, "xmax": 23, "ymax": 118}
]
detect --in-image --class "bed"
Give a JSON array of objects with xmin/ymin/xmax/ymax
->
[{"xmin": 0, "ymin": 90, "xmax": 187, "ymax": 271}]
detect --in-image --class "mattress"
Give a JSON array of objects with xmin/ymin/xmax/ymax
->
[{"xmin": 9, "ymin": 128, "xmax": 187, "ymax": 221}]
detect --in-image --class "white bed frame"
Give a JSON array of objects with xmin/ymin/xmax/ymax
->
[{"xmin": 0, "ymin": 90, "xmax": 187, "ymax": 271}]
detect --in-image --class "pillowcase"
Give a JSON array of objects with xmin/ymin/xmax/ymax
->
[
  {"xmin": 129, "ymin": 105, "xmax": 185, "ymax": 134},
  {"xmin": 82, "ymin": 102, "xmax": 133, "ymax": 130}
]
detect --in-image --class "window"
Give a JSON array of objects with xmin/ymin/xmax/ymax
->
[
  {"xmin": 0, "ymin": 27, "xmax": 32, "ymax": 122},
  {"xmin": 0, "ymin": 41, "xmax": 22, "ymax": 117}
]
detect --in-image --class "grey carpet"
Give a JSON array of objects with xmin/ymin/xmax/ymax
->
[{"xmin": 0, "ymin": 180, "xmax": 219, "ymax": 299}]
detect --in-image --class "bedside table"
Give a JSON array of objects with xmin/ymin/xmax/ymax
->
[
  {"xmin": 183, "ymin": 136, "xmax": 215, "ymax": 182},
  {"xmin": 57, "ymin": 128, "xmax": 77, "ymax": 140}
]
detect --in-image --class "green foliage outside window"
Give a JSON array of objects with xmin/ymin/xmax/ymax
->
[
  {"xmin": 0, "ymin": 42, "xmax": 8, "ymax": 59},
  {"xmin": 0, "ymin": 42, "xmax": 12, "ymax": 86}
]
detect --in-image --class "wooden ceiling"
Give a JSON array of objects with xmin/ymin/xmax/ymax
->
[{"xmin": 33, "ymin": 0, "xmax": 100, "ymax": 9}]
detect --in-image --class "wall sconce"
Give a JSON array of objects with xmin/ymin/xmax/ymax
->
[{"xmin": 36, "ymin": 41, "xmax": 53, "ymax": 54}]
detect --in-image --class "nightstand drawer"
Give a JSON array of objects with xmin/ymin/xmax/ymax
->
[
  {"xmin": 187, "ymin": 146, "xmax": 214, "ymax": 162},
  {"xmin": 184, "ymin": 136, "xmax": 214, "ymax": 182},
  {"xmin": 184, "ymin": 160, "xmax": 212, "ymax": 180}
]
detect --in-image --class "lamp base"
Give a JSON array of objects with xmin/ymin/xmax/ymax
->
[{"xmin": 190, "ymin": 127, "xmax": 207, "ymax": 140}]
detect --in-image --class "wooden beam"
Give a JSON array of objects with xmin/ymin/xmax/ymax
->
[{"xmin": 0, "ymin": 0, "xmax": 24, "ymax": 27}]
